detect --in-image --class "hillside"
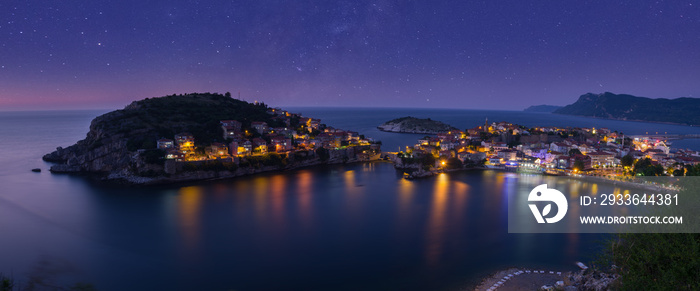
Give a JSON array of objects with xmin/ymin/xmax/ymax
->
[
  {"xmin": 554, "ymin": 92, "xmax": 700, "ymax": 126},
  {"xmin": 377, "ymin": 116, "xmax": 458, "ymax": 134},
  {"xmin": 42, "ymin": 93, "xmax": 381, "ymax": 184}
]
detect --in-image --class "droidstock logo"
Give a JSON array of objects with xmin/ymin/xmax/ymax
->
[{"xmin": 528, "ymin": 184, "xmax": 568, "ymax": 224}]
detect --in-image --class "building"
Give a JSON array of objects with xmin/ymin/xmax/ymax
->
[
  {"xmin": 497, "ymin": 149, "xmax": 517, "ymax": 161},
  {"xmin": 229, "ymin": 140, "xmax": 247, "ymax": 156},
  {"xmin": 251, "ymin": 122, "xmax": 269, "ymax": 134},
  {"xmin": 174, "ymin": 133, "xmax": 195, "ymax": 153},
  {"xmin": 252, "ymin": 138, "xmax": 267, "ymax": 154},
  {"xmin": 221, "ymin": 120, "xmax": 242, "ymax": 139},
  {"xmin": 271, "ymin": 136, "xmax": 293, "ymax": 152},
  {"xmin": 206, "ymin": 142, "xmax": 229, "ymax": 158},
  {"xmin": 588, "ymin": 151, "xmax": 616, "ymax": 167},
  {"xmin": 568, "ymin": 154, "xmax": 592, "ymax": 170},
  {"xmin": 157, "ymin": 138, "xmax": 174, "ymax": 149},
  {"xmin": 165, "ymin": 149, "xmax": 185, "ymax": 161},
  {"xmin": 242, "ymin": 140, "xmax": 253, "ymax": 154}
]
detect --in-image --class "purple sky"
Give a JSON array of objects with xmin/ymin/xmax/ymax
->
[{"xmin": 1, "ymin": 1, "xmax": 699, "ymax": 110}]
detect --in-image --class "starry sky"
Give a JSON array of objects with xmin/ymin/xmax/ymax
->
[{"xmin": 1, "ymin": 1, "xmax": 699, "ymax": 110}]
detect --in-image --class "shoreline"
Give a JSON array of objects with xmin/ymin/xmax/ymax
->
[
  {"xmin": 473, "ymin": 264, "xmax": 618, "ymax": 291},
  {"xmin": 473, "ymin": 267, "xmax": 568, "ymax": 291},
  {"xmin": 552, "ymin": 112, "xmax": 699, "ymax": 127},
  {"xmin": 402, "ymin": 166, "xmax": 675, "ymax": 193},
  {"xmin": 47, "ymin": 156, "xmax": 387, "ymax": 187}
]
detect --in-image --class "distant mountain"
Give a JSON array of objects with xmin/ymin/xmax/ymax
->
[
  {"xmin": 554, "ymin": 92, "xmax": 700, "ymax": 126},
  {"xmin": 523, "ymin": 105, "xmax": 563, "ymax": 113}
]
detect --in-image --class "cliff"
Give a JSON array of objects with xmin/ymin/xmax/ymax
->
[
  {"xmin": 377, "ymin": 116, "xmax": 458, "ymax": 134},
  {"xmin": 554, "ymin": 92, "xmax": 700, "ymax": 125}
]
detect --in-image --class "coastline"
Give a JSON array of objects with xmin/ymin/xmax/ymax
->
[
  {"xmin": 472, "ymin": 265, "xmax": 617, "ymax": 291},
  {"xmin": 473, "ymin": 268, "xmax": 567, "ymax": 291},
  {"xmin": 552, "ymin": 112, "xmax": 699, "ymax": 127},
  {"xmin": 51, "ymin": 154, "xmax": 385, "ymax": 187},
  {"xmin": 400, "ymin": 166, "xmax": 676, "ymax": 195}
]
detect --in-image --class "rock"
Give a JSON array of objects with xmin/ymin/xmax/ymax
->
[
  {"xmin": 49, "ymin": 164, "xmax": 81, "ymax": 173},
  {"xmin": 405, "ymin": 168, "xmax": 435, "ymax": 179},
  {"xmin": 31, "ymin": 168, "xmax": 41, "ymax": 172},
  {"xmin": 568, "ymin": 269, "xmax": 619, "ymax": 291}
]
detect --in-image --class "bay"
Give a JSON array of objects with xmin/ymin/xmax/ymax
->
[{"xmin": 0, "ymin": 108, "xmax": 697, "ymax": 290}]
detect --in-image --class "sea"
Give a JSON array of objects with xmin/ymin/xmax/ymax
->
[{"xmin": 1, "ymin": 108, "xmax": 699, "ymax": 291}]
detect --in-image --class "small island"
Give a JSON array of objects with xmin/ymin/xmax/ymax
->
[
  {"xmin": 377, "ymin": 116, "xmax": 458, "ymax": 134},
  {"xmin": 43, "ymin": 93, "xmax": 381, "ymax": 185}
]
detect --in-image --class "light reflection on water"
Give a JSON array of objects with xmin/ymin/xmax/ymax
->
[
  {"xmin": 296, "ymin": 170, "xmax": 313, "ymax": 231},
  {"xmin": 160, "ymin": 164, "xmax": 645, "ymax": 290},
  {"xmin": 177, "ymin": 186, "xmax": 202, "ymax": 252},
  {"xmin": 3, "ymin": 159, "xmax": 622, "ymax": 291},
  {"xmin": 4, "ymin": 109, "xmax": 700, "ymax": 290},
  {"xmin": 425, "ymin": 173, "xmax": 449, "ymax": 266}
]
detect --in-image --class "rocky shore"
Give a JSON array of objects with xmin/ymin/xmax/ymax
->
[
  {"xmin": 473, "ymin": 266, "xmax": 618, "ymax": 291},
  {"xmin": 45, "ymin": 146, "xmax": 381, "ymax": 186}
]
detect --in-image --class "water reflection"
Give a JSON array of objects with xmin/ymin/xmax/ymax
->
[
  {"xmin": 177, "ymin": 186, "xmax": 203, "ymax": 251},
  {"xmin": 253, "ymin": 176, "xmax": 269, "ymax": 220},
  {"xmin": 270, "ymin": 174, "xmax": 288, "ymax": 230},
  {"xmin": 425, "ymin": 173, "xmax": 449, "ymax": 266},
  {"xmin": 296, "ymin": 170, "xmax": 314, "ymax": 229}
]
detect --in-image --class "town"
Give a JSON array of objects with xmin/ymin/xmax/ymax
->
[
  {"xmin": 394, "ymin": 118, "xmax": 700, "ymax": 178},
  {"xmin": 153, "ymin": 107, "xmax": 381, "ymax": 165}
]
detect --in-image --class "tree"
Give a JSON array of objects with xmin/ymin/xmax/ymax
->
[
  {"xmin": 621, "ymin": 154, "xmax": 634, "ymax": 167},
  {"xmin": 633, "ymin": 158, "xmax": 665, "ymax": 176},
  {"xmin": 1, "ymin": 273, "xmax": 14, "ymax": 291},
  {"xmin": 568, "ymin": 148, "xmax": 582, "ymax": 156},
  {"xmin": 601, "ymin": 233, "xmax": 700, "ymax": 290},
  {"xmin": 572, "ymin": 160, "xmax": 585, "ymax": 171},
  {"xmin": 445, "ymin": 157, "xmax": 463, "ymax": 170}
]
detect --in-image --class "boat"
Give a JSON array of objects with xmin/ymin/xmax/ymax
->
[{"xmin": 576, "ymin": 261, "xmax": 588, "ymax": 270}]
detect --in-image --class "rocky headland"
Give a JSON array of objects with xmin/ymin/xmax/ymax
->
[
  {"xmin": 554, "ymin": 92, "xmax": 700, "ymax": 126},
  {"xmin": 43, "ymin": 93, "xmax": 381, "ymax": 185}
]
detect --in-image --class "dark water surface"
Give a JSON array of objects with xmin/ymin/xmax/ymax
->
[{"xmin": 1, "ymin": 108, "xmax": 698, "ymax": 290}]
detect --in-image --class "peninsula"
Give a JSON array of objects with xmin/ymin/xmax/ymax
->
[
  {"xmin": 377, "ymin": 116, "xmax": 458, "ymax": 134},
  {"xmin": 554, "ymin": 92, "xmax": 700, "ymax": 126},
  {"xmin": 391, "ymin": 118, "xmax": 700, "ymax": 180},
  {"xmin": 43, "ymin": 93, "xmax": 381, "ymax": 185}
]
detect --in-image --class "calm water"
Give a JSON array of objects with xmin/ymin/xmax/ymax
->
[{"xmin": 1, "ymin": 108, "xmax": 699, "ymax": 290}]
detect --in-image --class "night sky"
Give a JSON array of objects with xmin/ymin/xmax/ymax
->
[{"xmin": 1, "ymin": 1, "xmax": 699, "ymax": 110}]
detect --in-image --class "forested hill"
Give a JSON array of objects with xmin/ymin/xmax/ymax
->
[{"xmin": 554, "ymin": 92, "xmax": 700, "ymax": 126}]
